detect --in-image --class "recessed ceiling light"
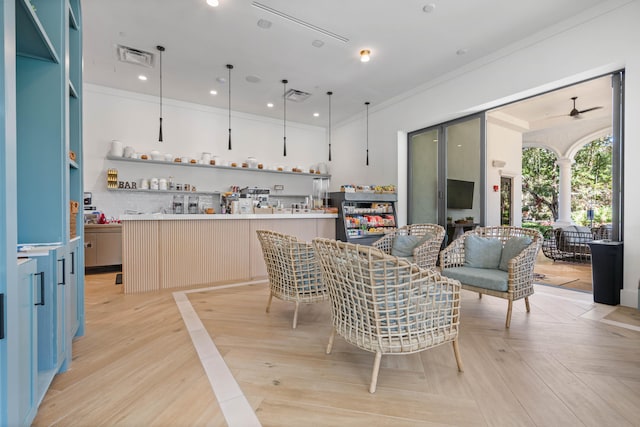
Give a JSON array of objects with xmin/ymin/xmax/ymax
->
[
  {"xmin": 457, "ymin": 144, "xmax": 462, "ymax": 148},
  {"xmin": 246, "ymin": 75, "xmax": 261, "ymax": 83},
  {"xmin": 138, "ymin": 75, "xmax": 147, "ymax": 81},
  {"xmin": 257, "ymin": 18, "xmax": 272, "ymax": 29},
  {"xmin": 456, "ymin": 48, "xmax": 468, "ymax": 55},
  {"xmin": 313, "ymin": 112, "xmax": 320, "ymax": 117},
  {"xmin": 360, "ymin": 49, "xmax": 371, "ymax": 62},
  {"xmin": 267, "ymin": 103, "xmax": 274, "ymax": 108},
  {"xmin": 210, "ymin": 90, "xmax": 217, "ymax": 95},
  {"xmin": 216, "ymin": 77, "xmax": 227, "ymax": 84},
  {"xmin": 422, "ymin": 3, "xmax": 436, "ymax": 13},
  {"xmin": 311, "ymin": 39, "xmax": 324, "ymax": 48},
  {"xmin": 206, "ymin": 0, "xmax": 219, "ymax": 7}
]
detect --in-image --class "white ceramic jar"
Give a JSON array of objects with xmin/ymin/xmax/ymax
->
[{"xmin": 109, "ymin": 140, "xmax": 124, "ymax": 157}]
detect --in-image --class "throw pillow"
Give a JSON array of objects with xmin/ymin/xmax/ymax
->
[
  {"xmin": 391, "ymin": 233, "xmax": 433, "ymax": 258},
  {"xmin": 498, "ymin": 236, "xmax": 532, "ymax": 271},
  {"xmin": 464, "ymin": 235, "xmax": 502, "ymax": 269}
]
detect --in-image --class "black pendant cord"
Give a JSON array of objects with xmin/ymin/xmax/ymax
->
[
  {"xmin": 365, "ymin": 101, "xmax": 370, "ymax": 166},
  {"xmin": 227, "ymin": 64, "xmax": 233, "ymax": 150},
  {"xmin": 157, "ymin": 45, "xmax": 165, "ymax": 142},
  {"xmin": 282, "ymin": 79, "xmax": 288, "ymax": 156},
  {"xmin": 327, "ymin": 91, "xmax": 333, "ymax": 161}
]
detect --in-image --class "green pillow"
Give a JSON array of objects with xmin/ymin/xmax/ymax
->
[
  {"xmin": 464, "ymin": 235, "xmax": 502, "ymax": 269},
  {"xmin": 498, "ymin": 236, "xmax": 532, "ymax": 271},
  {"xmin": 391, "ymin": 233, "xmax": 432, "ymax": 258}
]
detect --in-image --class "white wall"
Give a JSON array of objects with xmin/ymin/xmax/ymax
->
[
  {"xmin": 329, "ymin": 1, "xmax": 640, "ymax": 307},
  {"xmin": 486, "ymin": 123, "xmax": 524, "ymax": 226},
  {"xmin": 83, "ymin": 84, "xmax": 327, "ymax": 217}
]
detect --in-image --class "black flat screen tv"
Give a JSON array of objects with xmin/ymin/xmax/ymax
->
[{"xmin": 447, "ymin": 179, "xmax": 474, "ymax": 209}]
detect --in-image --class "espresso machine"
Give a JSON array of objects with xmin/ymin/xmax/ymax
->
[{"xmin": 239, "ymin": 186, "xmax": 270, "ymax": 207}]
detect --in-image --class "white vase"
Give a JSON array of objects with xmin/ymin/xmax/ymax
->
[{"xmin": 110, "ymin": 140, "xmax": 124, "ymax": 157}]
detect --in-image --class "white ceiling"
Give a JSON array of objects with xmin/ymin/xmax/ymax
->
[
  {"xmin": 490, "ymin": 75, "xmax": 614, "ymax": 152},
  {"xmin": 81, "ymin": 0, "xmax": 608, "ymax": 127}
]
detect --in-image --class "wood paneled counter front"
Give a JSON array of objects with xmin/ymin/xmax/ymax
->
[{"xmin": 120, "ymin": 213, "xmax": 337, "ymax": 293}]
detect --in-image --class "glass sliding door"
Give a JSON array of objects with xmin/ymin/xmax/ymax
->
[
  {"xmin": 408, "ymin": 128, "xmax": 439, "ymax": 224},
  {"xmin": 408, "ymin": 113, "xmax": 485, "ymax": 234},
  {"xmin": 445, "ymin": 116, "xmax": 484, "ymax": 225}
]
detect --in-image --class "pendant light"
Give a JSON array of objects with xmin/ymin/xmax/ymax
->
[
  {"xmin": 157, "ymin": 45, "xmax": 165, "ymax": 142},
  {"xmin": 282, "ymin": 79, "xmax": 288, "ymax": 156},
  {"xmin": 327, "ymin": 91, "xmax": 333, "ymax": 161},
  {"xmin": 365, "ymin": 101, "xmax": 370, "ymax": 166},
  {"xmin": 226, "ymin": 64, "xmax": 233, "ymax": 150}
]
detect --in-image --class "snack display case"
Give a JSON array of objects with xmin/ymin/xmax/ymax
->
[{"xmin": 331, "ymin": 192, "xmax": 397, "ymax": 245}]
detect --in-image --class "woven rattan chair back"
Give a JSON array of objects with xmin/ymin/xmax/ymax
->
[
  {"xmin": 372, "ymin": 223, "xmax": 445, "ymax": 269},
  {"xmin": 313, "ymin": 237, "xmax": 463, "ymax": 393},
  {"xmin": 440, "ymin": 226, "xmax": 542, "ymax": 327},
  {"xmin": 256, "ymin": 230, "xmax": 328, "ymax": 328}
]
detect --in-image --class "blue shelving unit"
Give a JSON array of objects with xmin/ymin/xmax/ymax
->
[{"xmin": 1, "ymin": 0, "xmax": 84, "ymax": 424}]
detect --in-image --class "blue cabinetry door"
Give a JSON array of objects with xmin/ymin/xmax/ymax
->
[{"xmin": 7, "ymin": 259, "xmax": 38, "ymax": 426}]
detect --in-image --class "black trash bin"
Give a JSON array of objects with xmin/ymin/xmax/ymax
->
[{"xmin": 587, "ymin": 240, "xmax": 623, "ymax": 305}]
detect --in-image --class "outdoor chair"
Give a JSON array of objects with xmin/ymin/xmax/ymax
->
[
  {"xmin": 542, "ymin": 224, "xmax": 612, "ymax": 263},
  {"xmin": 440, "ymin": 226, "xmax": 542, "ymax": 328},
  {"xmin": 372, "ymin": 223, "xmax": 445, "ymax": 269},
  {"xmin": 256, "ymin": 230, "xmax": 328, "ymax": 328},
  {"xmin": 313, "ymin": 238, "xmax": 463, "ymax": 393}
]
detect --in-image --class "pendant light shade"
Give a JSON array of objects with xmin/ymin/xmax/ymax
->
[
  {"xmin": 327, "ymin": 91, "xmax": 333, "ymax": 161},
  {"xmin": 365, "ymin": 101, "xmax": 370, "ymax": 166},
  {"xmin": 282, "ymin": 79, "xmax": 288, "ymax": 156},
  {"xmin": 157, "ymin": 45, "xmax": 165, "ymax": 142},
  {"xmin": 226, "ymin": 64, "xmax": 233, "ymax": 150}
]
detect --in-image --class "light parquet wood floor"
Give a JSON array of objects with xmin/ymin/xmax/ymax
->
[{"xmin": 33, "ymin": 271, "xmax": 640, "ymax": 426}]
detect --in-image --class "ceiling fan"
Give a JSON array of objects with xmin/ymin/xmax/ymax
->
[{"xmin": 567, "ymin": 96, "xmax": 603, "ymax": 118}]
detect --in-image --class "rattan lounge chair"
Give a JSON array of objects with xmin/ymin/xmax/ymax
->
[
  {"xmin": 440, "ymin": 226, "xmax": 542, "ymax": 328},
  {"xmin": 256, "ymin": 230, "xmax": 328, "ymax": 328},
  {"xmin": 372, "ymin": 223, "xmax": 445, "ymax": 269},
  {"xmin": 313, "ymin": 238, "xmax": 463, "ymax": 393}
]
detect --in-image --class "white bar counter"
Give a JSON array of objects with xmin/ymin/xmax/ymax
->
[{"xmin": 120, "ymin": 213, "xmax": 337, "ymax": 293}]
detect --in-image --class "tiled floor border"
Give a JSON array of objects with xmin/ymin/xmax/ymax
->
[{"xmin": 173, "ymin": 281, "xmax": 638, "ymax": 426}]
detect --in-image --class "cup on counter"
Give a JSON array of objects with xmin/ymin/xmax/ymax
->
[
  {"xmin": 150, "ymin": 177, "xmax": 159, "ymax": 190},
  {"xmin": 201, "ymin": 152, "xmax": 212, "ymax": 163},
  {"xmin": 159, "ymin": 178, "xmax": 167, "ymax": 190},
  {"xmin": 124, "ymin": 146, "xmax": 135, "ymax": 158}
]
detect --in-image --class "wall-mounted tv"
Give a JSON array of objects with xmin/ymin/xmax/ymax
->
[{"xmin": 447, "ymin": 179, "xmax": 474, "ymax": 209}]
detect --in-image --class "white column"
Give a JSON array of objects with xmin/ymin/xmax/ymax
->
[{"xmin": 555, "ymin": 157, "xmax": 573, "ymax": 227}]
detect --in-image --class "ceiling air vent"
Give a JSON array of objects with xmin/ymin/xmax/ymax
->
[
  {"xmin": 284, "ymin": 88, "xmax": 311, "ymax": 102},
  {"xmin": 116, "ymin": 45, "xmax": 155, "ymax": 68}
]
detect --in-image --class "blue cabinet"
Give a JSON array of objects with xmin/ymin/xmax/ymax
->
[
  {"xmin": 5, "ymin": 259, "xmax": 38, "ymax": 426},
  {"xmin": 1, "ymin": 0, "xmax": 84, "ymax": 421}
]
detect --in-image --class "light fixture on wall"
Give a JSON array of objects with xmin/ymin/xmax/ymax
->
[
  {"xmin": 327, "ymin": 91, "xmax": 333, "ymax": 161},
  {"xmin": 365, "ymin": 101, "xmax": 370, "ymax": 166},
  {"xmin": 226, "ymin": 64, "xmax": 233, "ymax": 150},
  {"xmin": 282, "ymin": 79, "xmax": 288, "ymax": 156},
  {"xmin": 492, "ymin": 159, "xmax": 506, "ymax": 168},
  {"xmin": 360, "ymin": 49, "xmax": 371, "ymax": 62},
  {"xmin": 157, "ymin": 45, "xmax": 165, "ymax": 142}
]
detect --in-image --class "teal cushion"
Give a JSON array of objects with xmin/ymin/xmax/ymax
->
[
  {"xmin": 464, "ymin": 235, "xmax": 502, "ymax": 269},
  {"xmin": 498, "ymin": 236, "xmax": 532, "ymax": 271},
  {"xmin": 391, "ymin": 234, "xmax": 432, "ymax": 258},
  {"xmin": 441, "ymin": 266, "xmax": 508, "ymax": 292}
]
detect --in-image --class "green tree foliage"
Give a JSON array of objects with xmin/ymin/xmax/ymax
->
[
  {"xmin": 522, "ymin": 147, "xmax": 558, "ymax": 221},
  {"xmin": 571, "ymin": 136, "xmax": 613, "ymax": 225},
  {"xmin": 521, "ymin": 137, "xmax": 612, "ymax": 225}
]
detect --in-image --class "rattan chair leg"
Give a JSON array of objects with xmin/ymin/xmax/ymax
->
[
  {"xmin": 326, "ymin": 329, "xmax": 336, "ymax": 354},
  {"xmin": 265, "ymin": 292, "xmax": 273, "ymax": 313},
  {"xmin": 292, "ymin": 301, "xmax": 300, "ymax": 329},
  {"xmin": 506, "ymin": 300, "xmax": 513, "ymax": 328},
  {"xmin": 525, "ymin": 296, "xmax": 531, "ymax": 312},
  {"xmin": 452, "ymin": 339, "xmax": 464, "ymax": 372},
  {"xmin": 369, "ymin": 351, "xmax": 383, "ymax": 393}
]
